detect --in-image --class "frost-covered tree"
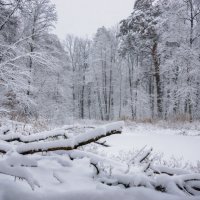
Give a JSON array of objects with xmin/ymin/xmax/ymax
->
[
  {"xmin": 117, "ymin": 0, "xmax": 200, "ymax": 121},
  {"xmin": 21, "ymin": 0, "xmax": 57, "ymax": 96},
  {"xmin": 119, "ymin": 0, "xmax": 162, "ymax": 119},
  {"xmin": 1, "ymin": 0, "xmax": 200, "ymax": 123},
  {"xmin": 64, "ymin": 35, "xmax": 89, "ymax": 120},
  {"xmin": 0, "ymin": 0, "xmax": 70, "ymax": 124},
  {"xmin": 157, "ymin": 0, "xmax": 200, "ymax": 121},
  {"xmin": 0, "ymin": 0, "xmax": 32, "ymax": 118},
  {"xmin": 90, "ymin": 27, "xmax": 119, "ymax": 120}
]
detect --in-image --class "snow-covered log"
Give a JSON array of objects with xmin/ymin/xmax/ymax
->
[
  {"xmin": 67, "ymin": 149, "xmax": 126, "ymax": 170},
  {"xmin": 0, "ymin": 129, "xmax": 68, "ymax": 143},
  {"xmin": 0, "ymin": 160, "xmax": 40, "ymax": 190},
  {"xmin": 155, "ymin": 174, "xmax": 200, "ymax": 196},
  {"xmin": 0, "ymin": 124, "xmax": 95, "ymax": 143},
  {"xmin": 151, "ymin": 165, "xmax": 190, "ymax": 176},
  {"xmin": 0, "ymin": 121, "xmax": 124, "ymax": 155},
  {"xmin": 17, "ymin": 122, "xmax": 123, "ymax": 155},
  {"xmin": 0, "ymin": 122, "xmax": 124, "ymax": 190},
  {"xmin": 0, "ymin": 140, "xmax": 13, "ymax": 154}
]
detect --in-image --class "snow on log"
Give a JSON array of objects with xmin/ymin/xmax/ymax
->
[
  {"xmin": 16, "ymin": 121, "xmax": 124, "ymax": 155},
  {"xmin": 5, "ymin": 152, "xmax": 38, "ymax": 167},
  {"xmin": 0, "ymin": 129, "xmax": 68, "ymax": 143},
  {"xmin": 67, "ymin": 149, "xmax": 126, "ymax": 170},
  {"xmin": 0, "ymin": 124, "xmax": 95, "ymax": 143},
  {"xmin": 151, "ymin": 165, "xmax": 190, "ymax": 176},
  {"xmin": 98, "ymin": 172, "xmax": 155, "ymax": 189},
  {"xmin": 68, "ymin": 149, "xmax": 155, "ymax": 189},
  {"xmin": 155, "ymin": 174, "xmax": 200, "ymax": 196},
  {"xmin": 0, "ymin": 140, "xmax": 13, "ymax": 153},
  {"xmin": 0, "ymin": 160, "xmax": 40, "ymax": 190}
]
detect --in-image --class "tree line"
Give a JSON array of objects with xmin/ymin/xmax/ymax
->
[{"xmin": 1, "ymin": 0, "xmax": 200, "ymax": 124}]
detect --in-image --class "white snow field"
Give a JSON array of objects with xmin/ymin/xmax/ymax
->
[
  {"xmin": 0, "ymin": 121, "xmax": 199, "ymax": 200},
  {"xmin": 101, "ymin": 123, "xmax": 200, "ymax": 164}
]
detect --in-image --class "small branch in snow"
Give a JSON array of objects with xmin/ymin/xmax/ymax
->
[
  {"xmin": 94, "ymin": 141, "xmax": 110, "ymax": 147},
  {"xmin": 136, "ymin": 148, "xmax": 153, "ymax": 164},
  {"xmin": 91, "ymin": 163, "xmax": 100, "ymax": 175},
  {"xmin": 53, "ymin": 171, "xmax": 63, "ymax": 184}
]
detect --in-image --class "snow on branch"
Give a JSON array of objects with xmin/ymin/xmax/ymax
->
[
  {"xmin": 0, "ymin": 155, "xmax": 40, "ymax": 190},
  {"xmin": 0, "ymin": 124, "xmax": 95, "ymax": 143},
  {"xmin": 0, "ymin": 122, "xmax": 123, "ymax": 190},
  {"xmin": 151, "ymin": 165, "xmax": 190, "ymax": 176},
  {"xmin": 67, "ymin": 147, "xmax": 200, "ymax": 196},
  {"xmin": 134, "ymin": 147, "xmax": 153, "ymax": 164},
  {"xmin": 67, "ymin": 149, "xmax": 126, "ymax": 170},
  {"xmin": 16, "ymin": 121, "xmax": 124, "ymax": 155},
  {"xmin": 0, "ymin": 129, "xmax": 68, "ymax": 143},
  {"xmin": 0, "ymin": 140, "xmax": 13, "ymax": 154},
  {"xmin": 0, "ymin": 121, "xmax": 124, "ymax": 154}
]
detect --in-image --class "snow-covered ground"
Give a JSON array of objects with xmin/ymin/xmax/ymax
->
[
  {"xmin": 0, "ymin": 154, "xmax": 199, "ymax": 200},
  {"xmin": 100, "ymin": 123, "xmax": 200, "ymax": 164},
  {"xmin": 0, "ymin": 120, "xmax": 199, "ymax": 200}
]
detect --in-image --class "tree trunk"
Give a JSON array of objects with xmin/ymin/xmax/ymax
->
[{"xmin": 152, "ymin": 42, "xmax": 162, "ymax": 118}]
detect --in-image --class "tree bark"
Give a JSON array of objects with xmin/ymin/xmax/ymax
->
[{"xmin": 152, "ymin": 42, "xmax": 162, "ymax": 118}]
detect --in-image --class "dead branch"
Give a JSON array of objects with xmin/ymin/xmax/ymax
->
[
  {"xmin": 91, "ymin": 163, "xmax": 100, "ymax": 175},
  {"xmin": 9, "ymin": 122, "xmax": 124, "ymax": 155},
  {"xmin": 17, "ymin": 129, "xmax": 122, "ymax": 155},
  {"xmin": 94, "ymin": 141, "xmax": 110, "ymax": 147},
  {"xmin": 0, "ymin": 125, "xmax": 96, "ymax": 143}
]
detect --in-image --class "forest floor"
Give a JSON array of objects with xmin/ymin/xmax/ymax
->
[{"xmin": 0, "ymin": 119, "xmax": 199, "ymax": 200}]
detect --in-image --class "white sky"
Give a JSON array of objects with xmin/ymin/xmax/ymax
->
[{"xmin": 51, "ymin": 0, "xmax": 135, "ymax": 39}]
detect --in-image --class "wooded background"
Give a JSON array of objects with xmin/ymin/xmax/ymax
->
[{"xmin": 0, "ymin": 0, "xmax": 200, "ymax": 124}]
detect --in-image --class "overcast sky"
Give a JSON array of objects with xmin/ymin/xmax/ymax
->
[{"xmin": 51, "ymin": 0, "xmax": 135, "ymax": 39}]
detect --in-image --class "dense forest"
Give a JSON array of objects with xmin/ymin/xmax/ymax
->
[{"xmin": 0, "ymin": 0, "xmax": 200, "ymax": 125}]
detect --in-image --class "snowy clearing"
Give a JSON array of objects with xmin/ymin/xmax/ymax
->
[{"xmin": 100, "ymin": 123, "xmax": 200, "ymax": 164}]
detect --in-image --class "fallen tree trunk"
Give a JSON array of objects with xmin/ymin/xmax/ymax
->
[
  {"xmin": 18, "ymin": 129, "xmax": 122, "ymax": 155},
  {"xmin": 0, "ymin": 125, "xmax": 95, "ymax": 143},
  {"xmin": 0, "ymin": 122, "xmax": 124, "ymax": 155}
]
